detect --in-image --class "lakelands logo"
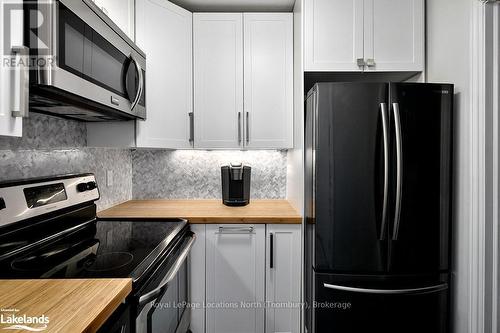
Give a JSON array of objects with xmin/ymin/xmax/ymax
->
[{"xmin": 0, "ymin": 309, "xmax": 49, "ymax": 332}]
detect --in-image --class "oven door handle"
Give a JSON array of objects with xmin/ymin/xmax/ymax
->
[
  {"xmin": 138, "ymin": 234, "xmax": 196, "ymax": 305},
  {"xmin": 128, "ymin": 54, "xmax": 144, "ymax": 111}
]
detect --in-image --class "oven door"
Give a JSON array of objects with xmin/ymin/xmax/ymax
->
[
  {"xmin": 134, "ymin": 232, "xmax": 195, "ymax": 333},
  {"xmin": 28, "ymin": 0, "xmax": 146, "ymax": 119}
]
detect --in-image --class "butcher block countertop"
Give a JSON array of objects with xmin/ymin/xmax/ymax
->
[
  {"xmin": 0, "ymin": 279, "xmax": 132, "ymax": 333},
  {"xmin": 99, "ymin": 199, "xmax": 302, "ymax": 224}
]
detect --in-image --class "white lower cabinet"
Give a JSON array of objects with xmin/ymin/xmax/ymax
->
[
  {"xmin": 189, "ymin": 224, "xmax": 301, "ymax": 333},
  {"xmin": 189, "ymin": 224, "xmax": 207, "ymax": 333},
  {"xmin": 265, "ymin": 224, "xmax": 301, "ymax": 333},
  {"xmin": 206, "ymin": 224, "xmax": 265, "ymax": 333}
]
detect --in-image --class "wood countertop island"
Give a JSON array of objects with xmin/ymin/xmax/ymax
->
[
  {"xmin": 0, "ymin": 279, "xmax": 131, "ymax": 333},
  {"xmin": 98, "ymin": 199, "xmax": 302, "ymax": 224}
]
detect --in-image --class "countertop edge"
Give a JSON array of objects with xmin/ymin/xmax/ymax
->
[
  {"xmin": 86, "ymin": 279, "xmax": 132, "ymax": 333},
  {"xmin": 98, "ymin": 199, "xmax": 303, "ymax": 224}
]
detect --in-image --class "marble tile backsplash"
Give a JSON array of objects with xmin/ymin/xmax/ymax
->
[
  {"xmin": 0, "ymin": 113, "xmax": 288, "ymax": 210},
  {"xmin": 0, "ymin": 113, "xmax": 86, "ymax": 150},
  {"xmin": 0, "ymin": 148, "xmax": 133, "ymax": 210},
  {"xmin": 0, "ymin": 114, "xmax": 133, "ymax": 210},
  {"xmin": 132, "ymin": 150, "xmax": 287, "ymax": 200}
]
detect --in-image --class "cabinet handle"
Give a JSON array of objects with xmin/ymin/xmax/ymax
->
[
  {"xmin": 270, "ymin": 233, "xmax": 274, "ymax": 269},
  {"xmin": 238, "ymin": 112, "xmax": 242, "ymax": 144},
  {"xmin": 357, "ymin": 58, "xmax": 366, "ymax": 68},
  {"xmin": 246, "ymin": 111, "xmax": 250, "ymax": 144},
  {"xmin": 217, "ymin": 226, "xmax": 254, "ymax": 234},
  {"xmin": 365, "ymin": 59, "xmax": 376, "ymax": 67},
  {"xmin": 189, "ymin": 112, "xmax": 194, "ymax": 145},
  {"xmin": 11, "ymin": 46, "xmax": 29, "ymax": 118}
]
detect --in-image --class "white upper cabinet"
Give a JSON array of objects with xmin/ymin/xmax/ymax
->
[
  {"xmin": 88, "ymin": 0, "xmax": 193, "ymax": 148},
  {"xmin": 90, "ymin": 9, "xmax": 293, "ymax": 149},
  {"xmin": 205, "ymin": 224, "xmax": 265, "ymax": 333},
  {"xmin": 194, "ymin": 12, "xmax": 293, "ymax": 149},
  {"xmin": 194, "ymin": 13, "xmax": 244, "ymax": 149},
  {"xmin": 305, "ymin": 0, "xmax": 424, "ymax": 72},
  {"xmin": 0, "ymin": 3, "xmax": 24, "ymax": 137},
  {"xmin": 363, "ymin": 0, "xmax": 424, "ymax": 71},
  {"xmin": 94, "ymin": 0, "xmax": 135, "ymax": 40},
  {"xmin": 265, "ymin": 225, "xmax": 301, "ymax": 333},
  {"xmin": 136, "ymin": 0, "xmax": 193, "ymax": 148},
  {"xmin": 305, "ymin": 0, "xmax": 364, "ymax": 72},
  {"xmin": 244, "ymin": 13, "xmax": 293, "ymax": 149}
]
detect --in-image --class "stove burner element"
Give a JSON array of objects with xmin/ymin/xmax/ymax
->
[
  {"xmin": 84, "ymin": 252, "xmax": 134, "ymax": 272},
  {"xmin": 11, "ymin": 244, "xmax": 74, "ymax": 271}
]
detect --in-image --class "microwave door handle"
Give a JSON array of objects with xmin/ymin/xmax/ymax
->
[
  {"xmin": 129, "ymin": 55, "xmax": 143, "ymax": 111},
  {"xmin": 138, "ymin": 234, "xmax": 195, "ymax": 305}
]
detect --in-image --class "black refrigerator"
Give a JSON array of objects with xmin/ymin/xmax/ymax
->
[{"xmin": 304, "ymin": 82, "xmax": 453, "ymax": 333}]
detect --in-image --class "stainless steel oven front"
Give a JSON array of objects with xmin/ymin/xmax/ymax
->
[
  {"xmin": 25, "ymin": 0, "xmax": 146, "ymax": 121},
  {"xmin": 134, "ymin": 231, "xmax": 195, "ymax": 333}
]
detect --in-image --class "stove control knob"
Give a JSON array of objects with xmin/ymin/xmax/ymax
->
[
  {"xmin": 77, "ymin": 183, "xmax": 89, "ymax": 192},
  {"xmin": 86, "ymin": 181, "xmax": 97, "ymax": 191}
]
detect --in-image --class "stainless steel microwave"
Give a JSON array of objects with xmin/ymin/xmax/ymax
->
[{"xmin": 22, "ymin": 0, "xmax": 146, "ymax": 121}]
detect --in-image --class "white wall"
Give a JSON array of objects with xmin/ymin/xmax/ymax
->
[
  {"xmin": 288, "ymin": 2, "xmax": 305, "ymax": 333},
  {"xmin": 426, "ymin": 1, "xmax": 472, "ymax": 332},
  {"xmin": 286, "ymin": 0, "xmax": 304, "ymax": 213}
]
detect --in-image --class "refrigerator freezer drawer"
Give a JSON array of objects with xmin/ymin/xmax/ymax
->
[{"xmin": 313, "ymin": 273, "xmax": 449, "ymax": 333}]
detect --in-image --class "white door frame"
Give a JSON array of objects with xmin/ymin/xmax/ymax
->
[{"xmin": 470, "ymin": 1, "xmax": 500, "ymax": 332}]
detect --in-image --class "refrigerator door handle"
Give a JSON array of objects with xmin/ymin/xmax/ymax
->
[
  {"xmin": 392, "ymin": 102, "xmax": 404, "ymax": 240},
  {"xmin": 323, "ymin": 282, "xmax": 448, "ymax": 295},
  {"xmin": 379, "ymin": 103, "xmax": 389, "ymax": 240}
]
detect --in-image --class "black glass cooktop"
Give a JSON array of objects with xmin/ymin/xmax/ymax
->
[{"xmin": 0, "ymin": 218, "xmax": 187, "ymax": 283}]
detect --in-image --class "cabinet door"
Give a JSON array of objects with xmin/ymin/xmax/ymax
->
[
  {"xmin": 94, "ymin": 0, "xmax": 135, "ymax": 39},
  {"xmin": 135, "ymin": 0, "xmax": 193, "ymax": 148},
  {"xmin": 363, "ymin": 0, "xmax": 424, "ymax": 72},
  {"xmin": 206, "ymin": 224, "xmax": 265, "ymax": 333},
  {"xmin": 305, "ymin": 0, "xmax": 364, "ymax": 72},
  {"xmin": 243, "ymin": 13, "xmax": 293, "ymax": 149},
  {"xmin": 194, "ymin": 13, "xmax": 244, "ymax": 149},
  {"xmin": 266, "ymin": 225, "xmax": 301, "ymax": 333},
  {"xmin": 189, "ymin": 224, "xmax": 206, "ymax": 333},
  {"xmin": 0, "ymin": 3, "xmax": 23, "ymax": 137}
]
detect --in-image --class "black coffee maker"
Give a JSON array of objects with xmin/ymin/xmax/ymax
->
[{"xmin": 221, "ymin": 163, "xmax": 251, "ymax": 206}]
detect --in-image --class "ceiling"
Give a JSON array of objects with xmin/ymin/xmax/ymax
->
[{"xmin": 169, "ymin": 0, "xmax": 296, "ymax": 12}]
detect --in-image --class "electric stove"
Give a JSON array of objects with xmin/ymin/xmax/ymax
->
[{"xmin": 0, "ymin": 174, "xmax": 195, "ymax": 333}]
